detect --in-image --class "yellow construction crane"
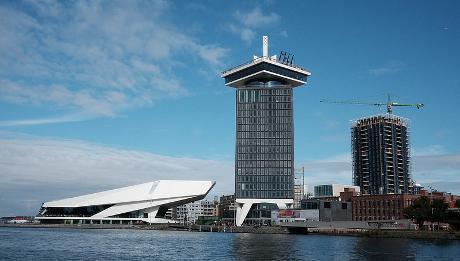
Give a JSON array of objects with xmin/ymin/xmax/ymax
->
[{"xmin": 320, "ymin": 94, "xmax": 424, "ymax": 114}]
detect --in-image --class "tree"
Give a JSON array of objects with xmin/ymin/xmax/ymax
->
[
  {"xmin": 431, "ymin": 198, "xmax": 448, "ymax": 229},
  {"xmin": 404, "ymin": 196, "xmax": 431, "ymax": 229},
  {"xmin": 404, "ymin": 196, "xmax": 450, "ymax": 230},
  {"xmin": 455, "ymin": 199, "xmax": 460, "ymax": 208}
]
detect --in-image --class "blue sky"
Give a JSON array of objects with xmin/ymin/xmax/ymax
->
[{"xmin": 0, "ymin": 0, "xmax": 459, "ymax": 216}]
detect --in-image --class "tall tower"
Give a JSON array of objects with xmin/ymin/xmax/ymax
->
[
  {"xmin": 351, "ymin": 114, "xmax": 413, "ymax": 195},
  {"xmin": 221, "ymin": 36, "xmax": 311, "ymax": 226}
]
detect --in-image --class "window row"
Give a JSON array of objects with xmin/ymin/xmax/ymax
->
[
  {"xmin": 238, "ymin": 93, "xmax": 292, "ymax": 103},
  {"xmin": 257, "ymin": 88, "xmax": 291, "ymax": 95},
  {"xmin": 238, "ymin": 145, "xmax": 292, "ymax": 154},
  {"xmin": 238, "ymin": 124, "xmax": 293, "ymax": 132},
  {"xmin": 237, "ymin": 139, "xmax": 292, "ymax": 146},
  {"xmin": 237, "ymin": 103, "xmax": 292, "ymax": 110},
  {"xmin": 238, "ymin": 124, "xmax": 291, "ymax": 132},
  {"xmin": 237, "ymin": 117, "xmax": 292, "ymax": 125},
  {"xmin": 237, "ymin": 190, "xmax": 293, "ymax": 199},
  {"xmin": 237, "ymin": 167, "xmax": 292, "ymax": 175},
  {"xmin": 238, "ymin": 153, "xmax": 291, "ymax": 161},
  {"xmin": 237, "ymin": 131, "xmax": 292, "ymax": 139},
  {"xmin": 237, "ymin": 89, "xmax": 292, "ymax": 102},
  {"xmin": 237, "ymin": 160, "xmax": 292, "ymax": 168},
  {"xmin": 354, "ymin": 200, "xmax": 401, "ymax": 208},
  {"xmin": 237, "ymin": 175, "xmax": 292, "ymax": 183},
  {"xmin": 240, "ymin": 182, "xmax": 292, "ymax": 191},
  {"xmin": 237, "ymin": 109, "xmax": 292, "ymax": 117}
]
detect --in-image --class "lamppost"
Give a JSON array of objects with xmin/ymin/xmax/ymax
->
[{"xmin": 428, "ymin": 185, "xmax": 434, "ymax": 230}]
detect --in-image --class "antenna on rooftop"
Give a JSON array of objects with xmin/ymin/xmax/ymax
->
[
  {"xmin": 279, "ymin": 51, "xmax": 294, "ymax": 65},
  {"xmin": 263, "ymin": 35, "xmax": 269, "ymax": 57}
]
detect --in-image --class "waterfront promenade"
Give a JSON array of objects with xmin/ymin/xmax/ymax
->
[{"xmin": 2, "ymin": 223, "xmax": 459, "ymax": 240}]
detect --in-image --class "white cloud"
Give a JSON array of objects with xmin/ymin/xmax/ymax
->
[
  {"xmin": 411, "ymin": 145, "xmax": 446, "ymax": 157},
  {"xmin": 0, "ymin": 1, "xmax": 228, "ymax": 124},
  {"xmin": 368, "ymin": 61, "xmax": 406, "ymax": 76},
  {"xmin": 0, "ymin": 80, "xmax": 130, "ymax": 118},
  {"xmin": 229, "ymin": 24, "xmax": 256, "ymax": 44},
  {"xmin": 1, "ymin": 131, "xmax": 459, "ymax": 215},
  {"xmin": 230, "ymin": 7, "xmax": 280, "ymax": 43},
  {"xmin": 299, "ymin": 150, "xmax": 460, "ymax": 195},
  {"xmin": 0, "ymin": 133, "xmax": 234, "ymax": 215},
  {"xmin": 300, "ymin": 154, "xmax": 352, "ymax": 186},
  {"xmin": 280, "ymin": 30, "xmax": 288, "ymax": 38},
  {"xmin": 235, "ymin": 7, "xmax": 280, "ymax": 28},
  {"xmin": 0, "ymin": 115, "xmax": 87, "ymax": 127}
]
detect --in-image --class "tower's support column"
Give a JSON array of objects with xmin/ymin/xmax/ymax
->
[
  {"xmin": 235, "ymin": 202, "xmax": 253, "ymax": 227},
  {"xmin": 235, "ymin": 198, "xmax": 293, "ymax": 226}
]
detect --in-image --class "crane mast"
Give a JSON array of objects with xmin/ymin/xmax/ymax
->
[{"xmin": 320, "ymin": 94, "xmax": 424, "ymax": 114}]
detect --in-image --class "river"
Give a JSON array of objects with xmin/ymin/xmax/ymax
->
[{"xmin": 0, "ymin": 228, "xmax": 459, "ymax": 260}]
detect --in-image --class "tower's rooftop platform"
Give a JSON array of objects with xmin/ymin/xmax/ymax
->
[{"xmin": 221, "ymin": 56, "xmax": 311, "ymax": 88}]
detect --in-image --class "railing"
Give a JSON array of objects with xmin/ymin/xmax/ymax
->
[{"xmin": 221, "ymin": 56, "xmax": 309, "ymax": 76}]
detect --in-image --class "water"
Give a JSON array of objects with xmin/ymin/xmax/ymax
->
[{"xmin": 0, "ymin": 228, "xmax": 459, "ymax": 260}]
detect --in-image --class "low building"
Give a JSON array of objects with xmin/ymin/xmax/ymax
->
[
  {"xmin": 176, "ymin": 199, "xmax": 217, "ymax": 224},
  {"xmin": 36, "ymin": 180, "xmax": 215, "ymax": 224},
  {"xmin": 1, "ymin": 216, "xmax": 35, "ymax": 224},
  {"xmin": 351, "ymin": 194, "xmax": 419, "ymax": 221},
  {"xmin": 218, "ymin": 195, "xmax": 236, "ymax": 225},
  {"xmin": 314, "ymin": 184, "xmax": 360, "ymax": 198},
  {"xmin": 340, "ymin": 187, "xmax": 360, "ymax": 202},
  {"xmin": 298, "ymin": 199, "xmax": 352, "ymax": 222},
  {"xmin": 271, "ymin": 209, "xmax": 319, "ymax": 225},
  {"xmin": 419, "ymin": 190, "xmax": 459, "ymax": 208}
]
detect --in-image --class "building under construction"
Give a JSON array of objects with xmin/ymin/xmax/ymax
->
[{"xmin": 351, "ymin": 114, "xmax": 413, "ymax": 195}]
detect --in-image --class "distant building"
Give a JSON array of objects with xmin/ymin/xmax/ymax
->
[
  {"xmin": 176, "ymin": 199, "xmax": 217, "ymax": 224},
  {"xmin": 1, "ymin": 216, "xmax": 35, "ymax": 224},
  {"xmin": 351, "ymin": 194, "xmax": 419, "ymax": 221},
  {"xmin": 339, "ymin": 187, "xmax": 360, "ymax": 202},
  {"xmin": 218, "ymin": 195, "xmax": 236, "ymax": 225},
  {"xmin": 420, "ymin": 190, "xmax": 459, "ymax": 208},
  {"xmin": 299, "ymin": 199, "xmax": 352, "ymax": 222},
  {"xmin": 413, "ymin": 184, "xmax": 423, "ymax": 195},
  {"xmin": 352, "ymin": 115, "xmax": 413, "ymax": 195},
  {"xmin": 293, "ymin": 168, "xmax": 305, "ymax": 209},
  {"xmin": 314, "ymin": 184, "xmax": 360, "ymax": 198}
]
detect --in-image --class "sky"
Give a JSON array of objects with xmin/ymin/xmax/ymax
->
[{"xmin": 0, "ymin": 0, "xmax": 459, "ymax": 216}]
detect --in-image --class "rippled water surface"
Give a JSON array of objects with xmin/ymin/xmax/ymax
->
[{"xmin": 0, "ymin": 228, "xmax": 459, "ymax": 260}]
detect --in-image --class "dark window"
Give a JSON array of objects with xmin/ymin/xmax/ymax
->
[
  {"xmin": 342, "ymin": 203, "xmax": 348, "ymax": 210},
  {"xmin": 323, "ymin": 202, "xmax": 331, "ymax": 208}
]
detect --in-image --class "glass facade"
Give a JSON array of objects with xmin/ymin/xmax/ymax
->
[
  {"xmin": 235, "ymin": 80, "xmax": 294, "ymax": 199},
  {"xmin": 314, "ymin": 185, "xmax": 333, "ymax": 197}
]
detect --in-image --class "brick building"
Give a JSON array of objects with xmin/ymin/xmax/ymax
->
[
  {"xmin": 352, "ymin": 194, "xmax": 419, "ymax": 221},
  {"xmin": 419, "ymin": 190, "xmax": 459, "ymax": 208}
]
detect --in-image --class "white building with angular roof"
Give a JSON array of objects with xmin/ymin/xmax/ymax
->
[{"xmin": 36, "ymin": 180, "xmax": 215, "ymax": 224}]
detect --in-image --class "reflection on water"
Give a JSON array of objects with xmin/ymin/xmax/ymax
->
[
  {"xmin": 353, "ymin": 237, "xmax": 416, "ymax": 261},
  {"xmin": 232, "ymin": 233, "xmax": 296, "ymax": 260}
]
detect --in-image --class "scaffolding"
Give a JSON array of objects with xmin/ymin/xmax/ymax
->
[
  {"xmin": 293, "ymin": 167, "xmax": 305, "ymax": 208},
  {"xmin": 351, "ymin": 114, "xmax": 412, "ymax": 195}
]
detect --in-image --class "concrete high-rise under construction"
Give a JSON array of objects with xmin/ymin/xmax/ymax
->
[
  {"xmin": 221, "ymin": 36, "xmax": 311, "ymax": 226},
  {"xmin": 351, "ymin": 114, "xmax": 413, "ymax": 195}
]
